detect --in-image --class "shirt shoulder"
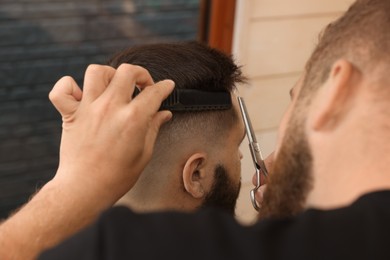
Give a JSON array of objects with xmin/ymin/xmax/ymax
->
[{"xmin": 40, "ymin": 190, "xmax": 390, "ymax": 260}]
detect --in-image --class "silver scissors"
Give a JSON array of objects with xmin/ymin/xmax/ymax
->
[{"xmin": 237, "ymin": 97, "xmax": 268, "ymax": 211}]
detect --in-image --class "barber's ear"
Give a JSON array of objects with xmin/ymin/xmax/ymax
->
[
  {"xmin": 182, "ymin": 153, "xmax": 207, "ymax": 199},
  {"xmin": 310, "ymin": 59, "xmax": 358, "ymax": 131}
]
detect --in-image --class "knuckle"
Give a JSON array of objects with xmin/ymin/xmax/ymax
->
[
  {"xmin": 48, "ymin": 89, "xmax": 58, "ymax": 102},
  {"xmin": 117, "ymin": 63, "xmax": 134, "ymax": 72},
  {"xmin": 117, "ymin": 64, "xmax": 147, "ymax": 77},
  {"xmin": 61, "ymin": 75, "xmax": 74, "ymax": 81},
  {"xmin": 86, "ymin": 64, "xmax": 105, "ymax": 75},
  {"xmin": 132, "ymin": 64, "xmax": 146, "ymax": 72},
  {"xmin": 49, "ymin": 76, "xmax": 72, "ymax": 101},
  {"xmin": 127, "ymin": 105, "xmax": 141, "ymax": 119}
]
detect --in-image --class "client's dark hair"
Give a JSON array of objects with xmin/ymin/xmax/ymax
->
[
  {"xmin": 108, "ymin": 42, "xmax": 245, "ymax": 156},
  {"xmin": 108, "ymin": 41, "xmax": 243, "ymax": 92}
]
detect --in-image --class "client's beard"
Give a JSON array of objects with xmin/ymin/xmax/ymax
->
[
  {"xmin": 259, "ymin": 121, "xmax": 313, "ymax": 220},
  {"xmin": 200, "ymin": 165, "xmax": 241, "ymax": 215}
]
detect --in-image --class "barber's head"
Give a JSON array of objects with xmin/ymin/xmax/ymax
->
[
  {"xmin": 260, "ymin": 0, "xmax": 390, "ymax": 219},
  {"xmin": 109, "ymin": 42, "xmax": 246, "ymax": 214}
]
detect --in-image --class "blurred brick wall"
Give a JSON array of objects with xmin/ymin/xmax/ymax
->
[{"xmin": 0, "ymin": 0, "xmax": 199, "ymax": 218}]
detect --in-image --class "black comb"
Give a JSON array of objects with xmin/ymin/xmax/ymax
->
[{"xmin": 132, "ymin": 87, "xmax": 232, "ymax": 111}]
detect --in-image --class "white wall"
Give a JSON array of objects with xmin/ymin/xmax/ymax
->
[{"xmin": 232, "ymin": 0, "xmax": 355, "ymax": 223}]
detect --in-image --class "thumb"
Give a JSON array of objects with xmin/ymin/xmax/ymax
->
[{"xmin": 49, "ymin": 76, "xmax": 83, "ymax": 119}]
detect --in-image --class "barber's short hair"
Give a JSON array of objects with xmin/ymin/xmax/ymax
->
[
  {"xmin": 302, "ymin": 0, "xmax": 390, "ymax": 100},
  {"xmin": 108, "ymin": 42, "xmax": 246, "ymax": 155}
]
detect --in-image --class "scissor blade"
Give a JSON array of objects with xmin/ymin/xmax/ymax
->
[
  {"xmin": 258, "ymin": 159, "xmax": 269, "ymax": 177},
  {"xmin": 238, "ymin": 97, "xmax": 269, "ymax": 177},
  {"xmin": 237, "ymin": 97, "xmax": 258, "ymax": 143}
]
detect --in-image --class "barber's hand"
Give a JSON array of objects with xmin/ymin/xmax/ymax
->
[
  {"xmin": 0, "ymin": 64, "xmax": 173, "ymax": 260},
  {"xmin": 252, "ymin": 152, "xmax": 274, "ymax": 208},
  {"xmin": 49, "ymin": 64, "xmax": 174, "ymax": 203}
]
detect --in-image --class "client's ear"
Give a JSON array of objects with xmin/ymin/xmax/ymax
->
[
  {"xmin": 310, "ymin": 59, "xmax": 358, "ymax": 131},
  {"xmin": 182, "ymin": 153, "xmax": 208, "ymax": 199}
]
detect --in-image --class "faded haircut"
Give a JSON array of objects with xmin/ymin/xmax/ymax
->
[
  {"xmin": 300, "ymin": 0, "xmax": 390, "ymax": 104},
  {"xmin": 108, "ymin": 41, "xmax": 246, "ymax": 157}
]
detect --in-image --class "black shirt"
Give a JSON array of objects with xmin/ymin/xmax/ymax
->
[{"xmin": 40, "ymin": 190, "xmax": 390, "ymax": 260}]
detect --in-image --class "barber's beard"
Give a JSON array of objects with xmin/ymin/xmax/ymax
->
[
  {"xmin": 259, "ymin": 119, "xmax": 313, "ymax": 220},
  {"xmin": 200, "ymin": 165, "xmax": 241, "ymax": 215}
]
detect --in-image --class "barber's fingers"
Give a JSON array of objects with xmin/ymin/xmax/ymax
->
[
  {"xmin": 126, "ymin": 79, "xmax": 174, "ymax": 157},
  {"xmin": 49, "ymin": 76, "xmax": 83, "ymax": 119},
  {"xmin": 103, "ymin": 64, "xmax": 154, "ymax": 103},
  {"xmin": 82, "ymin": 65, "xmax": 116, "ymax": 103},
  {"xmin": 254, "ymin": 153, "xmax": 273, "ymax": 207},
  {"xmin": 255, "ymin": 185, "xmax": 267, "ymax": 206},
  {"xmin": 129, "ymin": 79, "xmax": 175, "ymax": 116},
  {"xmin": 257, "ymin": 151, "xmax": 274, "ymax": 186},
  {"xmin": 260, "ymin": 170, "xmax": 268, "ymax": 185}
]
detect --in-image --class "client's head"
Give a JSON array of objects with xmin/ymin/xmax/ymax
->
[{"xmin": 109, "ymin": 42, "xmax": 246, "ymax": 214}]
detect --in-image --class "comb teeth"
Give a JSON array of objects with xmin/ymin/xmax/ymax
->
[{"xmin": 162, "ymin": 89, "xmax": 178, "ymax": 107}]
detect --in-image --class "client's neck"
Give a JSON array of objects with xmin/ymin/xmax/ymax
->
[{"xmin": 115, "ymin": 170, "xmax": 202, "ymax": 213}]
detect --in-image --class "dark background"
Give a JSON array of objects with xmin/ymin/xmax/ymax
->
[{"xmin": 0, "ymin": 0, "xmax": 200, "ymax": 218}]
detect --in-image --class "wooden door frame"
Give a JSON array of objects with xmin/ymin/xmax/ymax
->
[{"xmin": 198, "ymin": 0, "xmax": 237, "ymax": 54}]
